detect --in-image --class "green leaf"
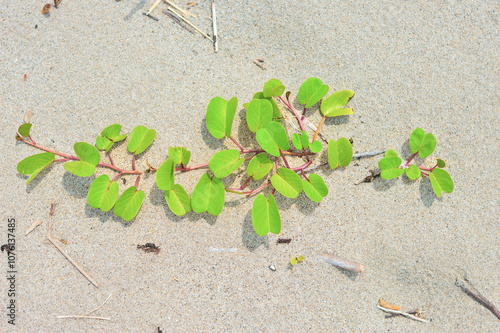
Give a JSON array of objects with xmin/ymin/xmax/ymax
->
[
  {"xmin": 378, "ymin": 156, "xmax": 404, "ymax": 179},
  {"xmin": 291, "ymin": 257, "xmax": 298, "ymax": 265},
  {"xmin": 328, "ymin": 138, "xmax": 353, "ymax": 170},
  {"xmin": 127, "ymin": 125, "xmax": 156, "ymax": 155},
  {"xmin": 251, "ymin": 92, "xmax": 282, "ymax": 121},
  {"xmin": 165, "ymin": 184, "xmax": 191, "ymax": 216},
  {"xmin": 437, "ymin": 159, "xmax": 446, "ymax": 168},
  {"xmin": 246, "ymin": 153, "xmax": 273, "ymax": 180},
  {"xmin": 263, "ymin": 79, "xmax": 285, "ymax": 97},
  {"xmin": 297, "ymin": 255, "xmax": 304, "ymax": 262},
  {"xmin": 191, "ymin": 174, "xmax": 225, "ymax": 216},
  {"xmin": 251, "ymin": 193, "xmax": 281, "ymax": 236},
  {"xmin": 310, "ymin": 140, "xmax": 322, "ymax": 153},
  {"xmin": 206, "ymin": 96, "xmax": 238, "ymax": 139},
  {"xmin": 156, "ymin": 158, "xmax": 175, "ymax": 191},
  {"xmin": 64, "ymin": 142, "xmax": 101, "ymax": 177},
  {"xmin": 169, "ymin": 147, "xmax": 191, "ymax": 165},
  {"xmin": 302, "ymin": 174, "xmax": 328, "ymax": 202},
  {"xmin": 298, "ymin": 77, "xmax": 329, "ymax": 108},
  {"xmin": 18, "ymin": 123, "xmax": 32, "ymax": 137},
  {"xmin": 321, "ymin": 90, "xmax": 355, "ymax": 117},
  {"xmin": 95, "ymin": 136, "xmax": 113, "ymax": 152},
  {"xmin": 256, "ymin": 122, "xmax": 290, "ymax": 157},
  {"xmin": 17, "ymin": 152, "xmax": 55, "ymax": 185},
  {"xmin": 100, "ymin": 124, "xmax": 122, "ymax": 140},
  {"xmin": 410, "ymin": 128, "xmax": 436, "ymax": 158},
  {"xmin": 385, "ymin": 149, "xmax": 398, "ymax": 157},
  {"xmin": 291, "ymin": 133, "xmax": 302, "ymax": 150},
  {"xmin": 246, "ymin": 99, "xmax": 273, "ymax": 133},
  {"xmin": 299, "ymin": 131, "xmax": 309, "ymax": 149},
  {"xmin": 113, "ymin": 186, "xmax": 145, "ymax": 221},
  {"xmin": 271, "ymin": 168, "xmax": 303, "ymax": 198},
  {"xmin": 404, "ymin": 165, "xmax": 422, "ymax": 180},
  {"xmin": 209, "ymin": 149, "xmax": 245, "ymax": 178},
  {"xmin": 429, "ymin": 168, "xmax": 454, "ymax": 198},
  {"xmin": 87, "ymin": 174, "xmax": 119, "ymax": 212}
]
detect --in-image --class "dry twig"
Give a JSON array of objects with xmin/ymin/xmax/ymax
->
[
  {"xmin": 321, "ymin": 252, "xmax": 364, "ymax": 273},
  {"xmin": 166, "ymin": 7, "xmax": 212, "ymax": 41},
  {"xmin": 456, "ymin": 277, "xmax": 500, "ymax": 320},
  {"xmin": 46, "ymin": 202, "xmax": 99, "ymax": 287},
  {"xmin": 253, "ymin": 59, "xmax": 266, "ymax": 70},
  {"xmin": 25, "ymin": 220, "xmax": 43, "ymax": 236}
]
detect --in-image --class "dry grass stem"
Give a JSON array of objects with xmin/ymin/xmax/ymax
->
[
  {"xmin": 166, "ymin": 7, "xmax": 212, "ymax": 41},
  {"xmin": 57, "ymin": 315, "xmax": 110, "ymax": 320},
  {"xmin": 46, "ymin": 202, "xmax": 99, "ymax": 288},
  {"xmin": 164, "ymin": 0, "xmax": 196, "ymax": 17},
  {"xmin": 321, "ymin": 252, "xmax": 364, "ymax": 273},
  {"xmin": 377, "ymin": 305, "xmax": 430, "ymax": 323},
  {"xmin": 145, "ymin": 0, "xmax": 163, "ymax": 16},
  {"xmin": 211, "ymin": 0, "xmax": 218, "ymax": 52},
  {"xmin": 25, "ymin": 220, "xmax": 43, "ymax": 236}
]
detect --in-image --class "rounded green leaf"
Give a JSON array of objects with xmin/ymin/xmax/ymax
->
[
  {"xmin": 17, "ymin": 152, "xmax": 55, "ymax": 184},
  {"xmin": 290, "ymin": 257, "xmax": 298, "ymax": 266},
  {"xmin": 113, "ymin": 186, "xmax": 145, "ymax": 221},
  {"xmin": 302, "ymin": 174, "xmax": 328, "ymax": 202},
  {"xmin": 18, "ymin": 123, "xmax": 32, "ymax": 137},
  {"xmin": 298, "ymin": 77, "xmax": 330, "ymax": 108},
  {"xmin": 191, "ymin": 174, "xmax": 225, "ymax": 216},
  {"xmin": 127, "ymin": 125, "xmax": 156, "ymax": 155},
  {"xmin": 156, "ymin": 158, "xmax": 175, "ymax": 191},
  {"xmin": 385, "ymin": 149, "xmax": 398, "ymax": 157},
  {"xmin": 404, "ymin": 165, "xmax": 422, "ymax": 180},
  {"xmin": 247, "ymin": 153, "xmax": 273, "ymax": 180},
  {"xmin": 95, "ymin": 136, "xmax": 113, "ymax": 152},
  {"xmin": 297, "ymin": 255, "xmax": 304, "ymax": 262},
  {"xmin": 263, "ymin": 79, "xmax": 285, "ymax": 97},
  {"xmin": 310, "ymin": 140, "xmax": 322, "ymax": 153},
  {"xmin": 209, "ymin": 149, "xmax": 245, "ymax": 178},
  {"xmin": 419, "ymin": 133, "xmax": 437, "ymax": 158},
  {"xmin": 299, "ymin": 131, "xmax": 309, "ymax": 149},
  {"xmin": 378, "ymin": 156, "xmax": 404, "ymax": 179},
  {"xmin": 291, "ymin": 133, "xmax": 302, "ymax": 150},
  {"xmin": 64, "ymin": 161, "xmax": 96, "ymax": 177},
  {"xmin": 271, "ymin": 168, "xmax": 303, "ymax": 198},
  {"xmin": 87, "ymin": 174, "xmax": 119, "ymax": 212},
  {"xmin": 251, "ymin": 92, "xmax": 282, "ymax": 121},
  {"xmin": 101, "ymin": 124, "xmax": 122, "ymax": 140},
  {"xmin": 437, "ymin": 159, "xmax": 446, "ymax": 168},
  {"xmin": 74, "ymin": 142, "xmax": 100, "ymax": 165},
  {"xmin": 410, "ymin": 128, "xmax": 425, "ymax": 154},
  {"xmin": 429, "ymin": 168, "xmax": 453, "ymax": 198},
  {"xmin": 206, "ymin": 96, "xmax": 238, "ymax": 139},
  {"xmin": 246, "ymin": 99, "xmax": 273, "ymax": 133},
  {"xmin": 165, "ymin": 184, "xmax": 191, "ymax": 216},
  {"xmin": 251, "ymin": 193, "xmax": 281, "ymax": 236},
  {"xmin": 168, "ymin": 147, "xmax": 191, "ymax": 165},
  {"xmin": 328, "ymin": 138, "xmax": 353, "ymax": 170},
  {"xmin": 321, "ymin": 90, "xmax": 355, "ymax": 117},
  {"xmin": 256, "ymin": 122, "xmax": 290, "ymax": 157}
]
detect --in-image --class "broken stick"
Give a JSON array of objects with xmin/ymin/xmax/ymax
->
[
  {"xmin": 456, "ymin": 278, "xmax": 500, "ymax": 320},
  {"xmin": 377, "ymin": 305, "xmax": 430, "ymax": 323},
  {"xmin": 46, "ymin": 202, "xmax": 99, "ymax": 288}
]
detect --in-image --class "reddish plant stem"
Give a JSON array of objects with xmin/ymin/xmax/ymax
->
[
  {"xmin": 303, "ymin": 149, "xmax": 311, "ymax": 162},
  {"xmin": 301, "ymin": 107, "xmax": 307, "ymax": 121},
  {"xmin": 176, "ymin": 162, "xmax": 209, "ymax": 172},
  {"xmin": 230, "ymin": 136, "xmax": 244, "ymax": 152},
  {"xmin": 420, "ymin": 170, "xmax": 429, "ymax": 177},
  {"xmin": 246, "ymin": 181, "xmax": 271, "ymax": 197},
  {"xmin": 107, "ymin": 152, "xmax": 115, "ymax": 166},
  {"xmin": 291, "ymin": 160, "xmax": 312, "ymax": 171},
  {"xmin": 132, "ymin": 155, "xmax": 136, "ymax": 171},
  {"xmin": 134, "ymin": 175, "xmax": 140, "ymax": 188},
  {"xmin": 406, "ymin": 152, "xmax": 418, "ymax": 166},
  {"xmin": 112, "ymin": 172, "xmax": 124, "ymax": 182},
  {"xmin": 279, "ymin": 96, "xmax": 306, "ymax": 132},
  {"xmin": 19, "ymin": 136, "xmax": 141, "ymax": 175},
  {"xmin": 301, "ymin": 169, "xmax": 309, "ymax": 181},
  {"xmin": 228, "ymin": 176, "xmax": 253, "ymax": 192},
  {"xmin": 279, "ymin": 150, "xmax": 291, "ymax": 169}
]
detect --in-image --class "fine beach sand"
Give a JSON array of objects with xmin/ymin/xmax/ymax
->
[{"xmin": 1, "ymin": 1, "xmax": 499, "ymax": 332}]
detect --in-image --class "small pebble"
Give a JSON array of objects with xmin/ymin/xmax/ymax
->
[{"xmin": 269, "ymin": 265, "xmax": 276, "ymax": 271}]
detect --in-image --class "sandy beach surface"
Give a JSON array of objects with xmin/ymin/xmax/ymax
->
[{"xmin": 1, "ymin": 1, "xmax": 499, "ymax": 332}]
